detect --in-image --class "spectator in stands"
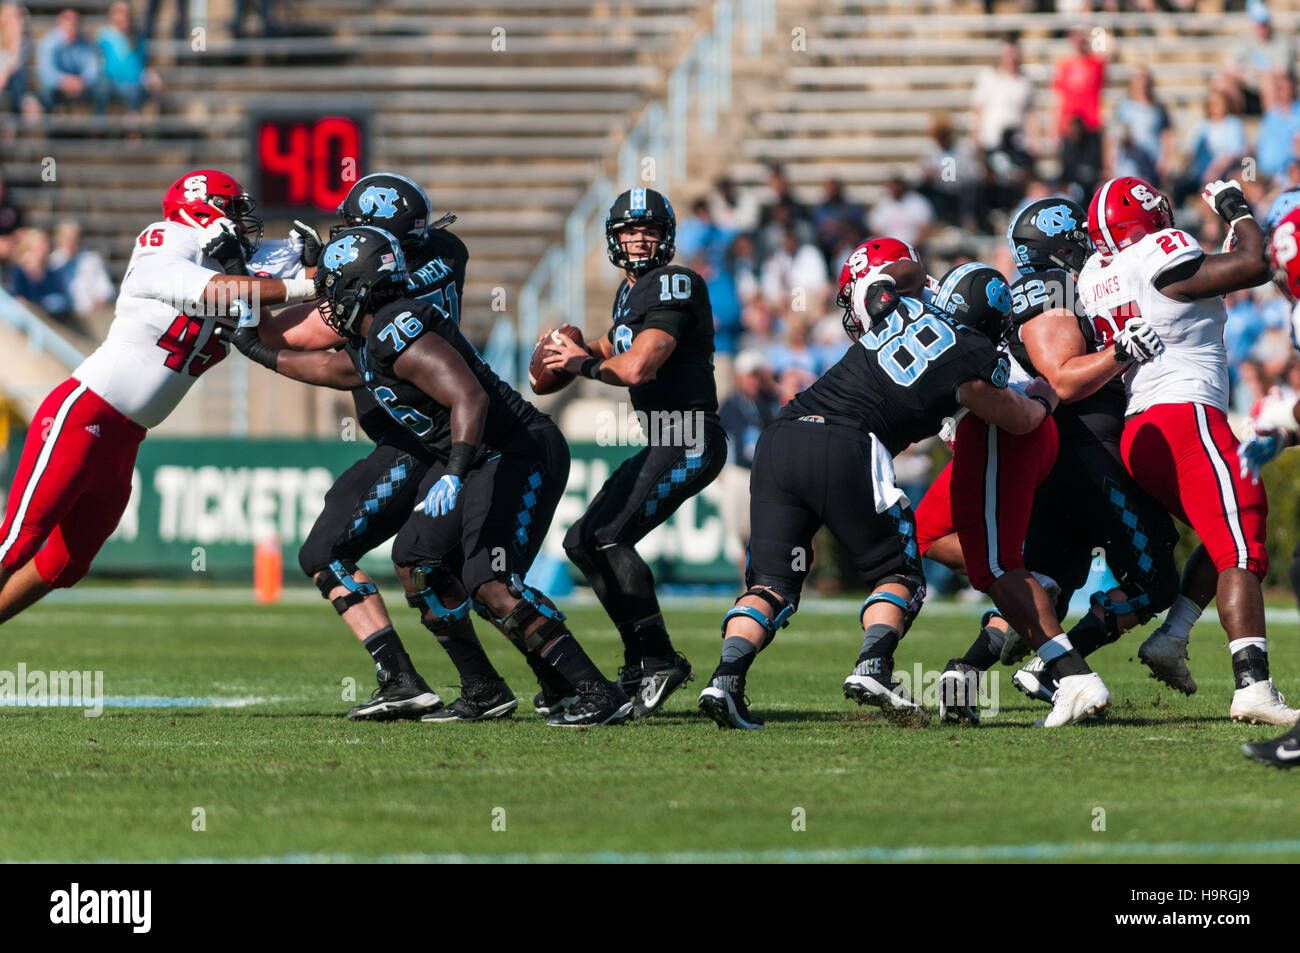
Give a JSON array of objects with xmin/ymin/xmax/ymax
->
[
  {"xmin": 98, "ymin": 1, "xmax": 160, "ymax": 114},
  {"xmin": 920, "ymin": 113, "xmax": 978, "ymax": 230},
  {"xmin": 6, "ymin": 228, "xmax": 73, "ymax": 323},
  {"xmin": 718, "ymin": 349, "xmax": 777, "ymax": 572},
  {"xmin": 759, "ymin": 226, "xmax": 829, "ymax": 314},
  {"xmin": 677, "ymin": 200, "xmax": 741, "ymax": 356},
  {"xmin": 36, "ymin": 9, "xmax": 104, "ymax": 114},
  {"xmin": 1113, "ymin": 67, "xmax": 1173, "ymax": 188},
  {"xmin": 970, "ymin": 35, "xmax": 1037, "ymax": 155},
  {"xmin": 48, "ymin": 219, "xmax": 113, "ymax": 319},
  {"xmin": 767, "ymin": 315, "xmax": 820, "ymax": 378},
  {"xmin": 810, "ymin": 178, "xmax": 863, "ymax": 264},
  {"xmin": 1, "ymin": 3, "xmax": 32, "ymax": 116},
  {"xmin": 707, "ymin": 176, "xmax": 760, "ymax": 233},
  {"xmin": 1051, "ymin": 28, "xmax": 1106, "ymax": 145},
  {"xmin": 1182, "ymin": 90, "xmax": 1247, "ymax": 202},
  {"xmin": 1220, "ymin": 1, "xmax": 1293, "ymax": 117},
  {"xmin": 755, "ymin": 165, "xmax": 809, "ymax": 252},
  {"xmin": 1060, "ymin": 116, "xmax": 1103, "ymax": 202},
  {"xmin": 868, "ymin": 173, "xmax": 933, "ymax": 250},
  {"xmin": 143, "ymin": 0, "xmax": 188, "ymax": 44},
  {"xmin": 1255, "ymin": 70, "xmax": 1300, "ymax": 184},
  {"xmin": 776, "ymin": 367, "xmax": 815, "ymax": 407},
  {"xmin": 0, "ymin": 168, "xmax": 20, "ymax": 281}
]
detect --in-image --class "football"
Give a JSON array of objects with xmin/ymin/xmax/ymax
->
[
  {"xmin": 529, "ymin": 324, "xmax": 585, "ymax": 395},
  {"xmin": 882, "ymin": 258, "xmax": 927, "ymax": 298}
]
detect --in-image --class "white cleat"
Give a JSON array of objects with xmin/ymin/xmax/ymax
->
[
  {"xmin": 1042, "ymin": 672, "xmax": 1111, "ymax": 727},
  {"xmin": 1230, "ymin": 680, "xmax": 1300, "ymax": 726},
  {"xmin": 1137, "ymin": 624, "xmax": 1197, "ymax": 695},
  {"xmin": 1011, "ymin": 655, "xmax": 1055, "ymax": 705}
]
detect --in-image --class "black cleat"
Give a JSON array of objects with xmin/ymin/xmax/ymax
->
[
  {"xmin": 843, "ymin": 655, "xmax": 921, "ymax": 712},
  {"xmin": 1242, "ymin": 730, "xmax": 1300, "ymax": 768},
  {"xmin": 617, "ymin": 662, "xmax": 643, "ymax": 697},
  {"xmin": 698, "ymin": 674, "xmax": 764, "ymax": 730},
  {"xmin": 938, "ymin": 659, "xmax": 982, "ymax": 725},
  {"xmin": 532, "ymin": 688, "xmax": 580, "ymax": 716},
  {"xmin": 545, "ymin": 680, "xmax": 633, "ymax": 727},
  {"xmin": 632, "ymin": 652, "xmax": 695, "ymax": 718},
  {"xmin": 421, "ymin": 678, "xmax": 518, "ymax": 723},
  {"xmin": 347, "ymin": 668, "xmax": 442, "ymax": 721}
]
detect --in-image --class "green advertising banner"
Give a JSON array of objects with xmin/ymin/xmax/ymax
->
[{"xmin": 1, "ymin": 435, "xmax": 734, "ymax": 584}]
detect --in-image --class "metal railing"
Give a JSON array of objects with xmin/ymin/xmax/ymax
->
[
  {"xmin": 514, "ymin": 0, "xmax": 775, "ymax": 371},
  {"xmin": 0, "ymin": 289, "xmax": 87, "ymax": 371}
]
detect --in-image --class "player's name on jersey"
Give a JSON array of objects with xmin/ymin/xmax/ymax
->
[{"xmin": 593, "ymin": 404, "xmax": 710, "ymax": 449}]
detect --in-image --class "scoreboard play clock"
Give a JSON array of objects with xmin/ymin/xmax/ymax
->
[{"xmin": 251, "ymin": 113, "xmax": 368, "ymax": 213}]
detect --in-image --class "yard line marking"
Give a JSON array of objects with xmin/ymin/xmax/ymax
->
[
  {"xmin": 0, "ymin": 695, "xmax": 284, "ymax": 709},
  {"xmin": 29, "ymin": 838, "xmax": 1300, "ymax": 865}
]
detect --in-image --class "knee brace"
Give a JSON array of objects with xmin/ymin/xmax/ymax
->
[
  {"xmin": 315, "ymin": 558, "xmax": 377, "ymax": 615},
  {"xmin": 403, "ymin": 563, "xmax": 471, "ymax": 629},
  {"xmin": 1089, "ymin": 590, "xmax": 1151, "ymax": 638},
  {"xmin": 476, "ymin": 574, "xmax": 568, "ymax": 653},
  {"xmin": 722, "ymin": 587, "xmax": 795, "ymax": 648},
  {"xmin": 861, "ymin": 574, "xmax": 926, "ymax": 634}
]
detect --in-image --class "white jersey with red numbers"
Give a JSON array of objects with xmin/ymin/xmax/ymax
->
[
  {"xmin": 1076, "ymin": 227, "xmax": 1229, "ymax": 416},
  {"xmin": 73, "ymin": 223, "xmax": 300, "ymax": 429}
]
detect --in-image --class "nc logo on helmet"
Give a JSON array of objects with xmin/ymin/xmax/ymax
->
[
  {"xmin": 986, "ymin": 277, "xmax": 1011, "ymax": 313},
  {"xmin": 323, "ymin": 235, "xmax": 360, "ymax": 270},
  {"xmin": 359, "ymin": 186, "xmax": 399, "ymax": 219},
  {"xmin": 613, "ymin": 325, "xmax": 634, "ymax": 354},
  {"xmin": 1034, "ymin": 204, "xmax": 1077, "ymax": 237}
]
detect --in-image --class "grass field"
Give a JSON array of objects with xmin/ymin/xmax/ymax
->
[{"xmin": 2, "ymin": 588, "xmax": 1298, "ymax": 864}]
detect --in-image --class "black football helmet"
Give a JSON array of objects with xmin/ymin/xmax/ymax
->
[
  {"xmin": 605, "ymin": 187, "xmax": 676, "ymax": 275},
  {"xmin": 334, "ymin": 173, "xmax": 432, "ymax": 249},
  {"xmin": 314, "ymin": 226, "xmax": 411, "ymax": 335},
  {"xmin": 1007, "ymin": 198, "xmax": 1091, "ymax": 275},
  {"xmin": 929, "ymin": 262, "xmax": 1012, "ymax": 344}
]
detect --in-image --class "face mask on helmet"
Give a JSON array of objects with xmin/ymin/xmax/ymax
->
[{"xmin": 315, "ymin": 228, "xmax": 411, "ymax": 336}]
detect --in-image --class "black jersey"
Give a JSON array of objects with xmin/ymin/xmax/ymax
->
[
  {"xmin": 349, "ymin": 228, "xmax": 470, "ymax": 445},
  {"xmin": 1005, "ymin": 268, "xmax": 1126, "ymax": 447},
  {"xmin": 349, "ymin": 297, "xmax": 542, "ymax": 464},
  {"xmin": 779, "ymin": 297, "xmax": 1008, "ymax": 456},
  {"xmin": 608, "ymin": 263, "xmax": 718, "ymax": 415}
]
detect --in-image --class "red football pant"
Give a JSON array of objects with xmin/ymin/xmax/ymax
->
[
  {"xmin": 915, "ymin": 458, "xmax": 955, "ymax": 558},
  {"xmin": 951, "ymin": 413, "xmax": 1059, "ymax": 592},
  {"xmin": 0, "ymin": 378, "xmax": 144, "ymax": 588},
  {"xmin": 1121, "ymin": 402, "xmax": 1267, "ymax": 578}
]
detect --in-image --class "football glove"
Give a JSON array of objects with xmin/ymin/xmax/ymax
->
[
  {"xmin": 1113, "ymin": 319, "xmax": 1164, "ymax": 365},
  {"xmin": 187, "ymin": 214, "xmax": 248, "ymax": 275},
  {"xmin": 1239, "ymin": 431, "xmax": 1284, "ymax": 484},
  {"xmin": 417, "ymin": 475, "xmax": 461, "ymax": 518},
  {"xmin": 1252, "ymin": 386, "xmax": 1300, "ymax": 435},
  {"xmin": 1201, "ymin": 179, "xmax": 1253, "ymax": 228},
  {"xmin": 288, "ymin": 220, "xmax": 323, "ymax": 268}
]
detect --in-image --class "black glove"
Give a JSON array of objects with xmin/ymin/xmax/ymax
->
[
  {"xmin": 289, "ymin": 220, "xmax": 323, "ymax": 268},
  {"xmin": 199, "ymin": 219, "xmax": 248, "ymax": 275},
  {"xmin": 1201, "ymin": 179, "xmax": 1252, "ymax": 227},
  {"xmin": 231, "ymin": 325, "xmax": 279, "ymax": 371}
]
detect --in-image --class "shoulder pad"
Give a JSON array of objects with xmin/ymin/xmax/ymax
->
[
  {"xmin": 1008, "ymin": 268, "xmax": 1079, "ymax": 325},
  {"xmin": 368, "ymin": 299, "xmax": 439, "ymax": 362},
  {"xmin": 1130, "ymin": 227, "xmax": 1202, "ymax": 282}
]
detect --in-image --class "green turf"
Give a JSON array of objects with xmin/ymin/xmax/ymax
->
[{"xmin": 1, "ymin": 596, "xmax": 1297, "ymax": 863}]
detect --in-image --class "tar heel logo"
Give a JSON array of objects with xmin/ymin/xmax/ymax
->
[
  {"xmin": 322, "ymin": 234, "xmax": 359, "ymax": 270},
  {"xmin": 50, "ymin": 883, "xmax": 151, "ymax": 933},
  {"xmin": 358, "ymin": 186, "xmax": 399, "ymax": 219}
]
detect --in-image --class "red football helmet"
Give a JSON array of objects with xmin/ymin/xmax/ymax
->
[
  {"xmin": 836, "ymin": 237, "xmax": 922, "ymax": 310},
  {"xmin": 162, "ymin": 169, "xmax": 263, "ymax": 253},
  {"xmin": 1270, "ymin": 207, "xmax": 1300, "ymax": 301},
  {"xmin": 1088, "ymin": 176, "xmax": 1173, "ymax": 258}
]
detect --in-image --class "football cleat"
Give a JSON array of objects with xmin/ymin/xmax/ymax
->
[
  {"xmin": 1242, "ymin": 729, "xmax": 1300, "ymax": 768},
  {"xmin": 617, "ymin": 662, "xmax": 643, "ymax": 697},
  {"xmin": 532, "ymin": 688, "xmax": 580, "ymax": 717},
  {"xmin": 998, "ymin": 626, "xmax": 1030, "ymax": 667},
  {"xmin": 698, "ymin": 675, "xmax": 764, "ymax": 730},
  {"xmin": 421, "ymin": 678, "xmax": 518, "ymax": 723},
  {"xmin": 843, "ymin": 655, "xmax": 920, "ymax": 711},
  {"xmin": 545, "ymin": 681, "xmax": 633, "ymax": 728},
  {"xmin": 633, "ymin": 652, "xmax": 695, "ymax": 719},
  {"xmin": 1042, "ymin": 672, "xmax": 1111, "ymax": 727},
  {"xmin": 347, "ymin": 668, "xmax": 442, "ymax": 721},
  {"xmin": 938, "ymin": 659, "xmax": 982, "ymax": 725},
  {"xmin": 1012, "ymin": 655, "xmax": 1056, "ymax": 705},
  {"xmin": 1230, "ymin": 680, "xmax": 1300, "ymax": 726},
  {"xmin": 1137, "ymin": 624, "xmax": 1197, "ymax": 695}
]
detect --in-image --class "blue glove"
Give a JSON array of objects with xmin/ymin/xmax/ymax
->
[
  {"xmin": 1239, "ymin": 432, "xmax": 1283, "ymax": 485},
  {"xmin": 418, "ymin": 474, "xmax": 462, "ymax": 517}
]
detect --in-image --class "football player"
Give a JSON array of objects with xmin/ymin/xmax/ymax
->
[
  {"xmin": 239, "ymin": 173, "xmax": 541, "ymax": 722},
  {"xmin": 1080, "ymin": 175, "xmax": 1296, "ymax": 725},
  {"xmin": 541, "ymin": 187, "xmax": 727, "ymax": 717},
  {"xmin": 0, "ymin": 170, "xmax": 317, "ymax": 623},
  {"xmin": 237, "ymin": 227, "xmax": 632, "ymax": 726},
  {"xmin": 697, "ymin": 263, "xmax": 1103, "ymax": 730}
]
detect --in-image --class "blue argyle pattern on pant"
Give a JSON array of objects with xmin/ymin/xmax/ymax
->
[
  {"xmin": 644, "ymin": 447, "xmax": 706, "ymax": 517},
  {"xmin": 1108, "ymin": 485, "xmax": 1154, "ymax": 574},
  {"xmin": 514, "ymin": 468, "xmax": 545, "ymax": 547},
  {"xmin": 888, "ymin": 503, "xmax": 919, "ymax": 563},
  {"xmin": 346, "ymin": 462, "xmax": 409, "ymax": 540}
]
